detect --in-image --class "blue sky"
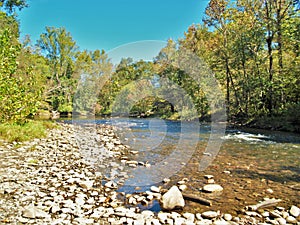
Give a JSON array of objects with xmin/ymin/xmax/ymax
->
[{"xmin": 18, "ymin": 0, "xmax": 209, "ymax": 53}]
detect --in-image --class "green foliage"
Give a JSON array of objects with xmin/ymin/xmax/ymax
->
[
  {"xmin": 0, "ymin": 120, "xmax": 57, "ymax": 143},
  {"xmin": 37, "ymin": 26, "xmax": 78, "ymax": 113},
  {"xmin": 73, "ymin": 50, "xmax": 112, "ymax": 115},
  {"xmin": 0, "ymin": 29, "xmax": 42, "ymax": 124}
]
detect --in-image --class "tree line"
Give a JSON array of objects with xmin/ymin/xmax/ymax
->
[{"xmin": 0, "ymin": 0, "xmax": 299, "ymax": 131}]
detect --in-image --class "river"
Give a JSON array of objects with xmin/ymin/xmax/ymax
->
[{"xmin": 67, "ymin": 117, "xmax": 300, "ymax": 214}]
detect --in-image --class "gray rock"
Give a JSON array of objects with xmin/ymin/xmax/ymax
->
[{"xmin": 161, "ymin": 186, "xmax": 185, "ymax": 210}]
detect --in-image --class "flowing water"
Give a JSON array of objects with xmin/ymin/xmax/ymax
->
[{"xmin": 70, "ymin": 117, "xmax": 300, "ymax": 214}]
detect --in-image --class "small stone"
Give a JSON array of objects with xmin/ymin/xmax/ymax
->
[
  {"xmin": 51, "ymin": 204, "xmax": 61, "ymax": 213},
  {"xmin": 276, "ymin": 217, "xmax": 287, "ymax": 225},
  {"xmin": 290, "ymin": 205, "xmax": 300, "ymax": 218},
  {"xmin": 282, "ymin": 211, "xmax": 289, "ymax": 219},
  {"xmin": 18, "ymin": 217, "xmax": 29, "ymax": 223},
  {"xmin": 270, "ymin": 211, "xmax": 281, "ymax": 218},
  {"xmin": 141, "ymin": 210, "xmax": 154, "ymax": 219},
  {"xmin": 204, "ymin": 175, "xmax": 214, "ymax": 179},
  {"xmin": 202, "ymin": 184, "xmax": 223, "ymax": 193},
  {"xmin": 286, "ymin": 216, "xmax": 297, "ymax": 224},
  {"xmin": 74, "ymin": 218, "xmax": 94, "ymax": 224},
  {"xmin": 183, "ymin": 212, "xmax": 195, "ymax": 222},
  {"xmin": 207, "ymin": 178, "xmax": 215, "ymax": 184},
  {"xmin": 158, "ymin": 212, "xmax": 169, "ymax": 223},
  {"xmin": 202, "ymin": 211, "xmax": 219, "ymax": 219},
  {"xmin": 214, "ymin": 220, "xmax": 231, "ymax": 225},
  {"xmin": 174, "ymin": 217, "xmax": 186, "ymax": 225},
  {"xmin": 224, "ymin": 213, "xmax": 232, "ymax": 221},
  {"xmin": 22, "ymin": 205, "xmax": 50, "ymax": 219},
  {"xmin": 177, "ymin": 180, "xmax": 186, "ymax": 185},
  {"xmin": 78, "ymin": 180, "xmax": 94, "ymax": 190},
  {"xmin": 105, "ymin": 181, "xmax": 118, "ymax": 189},
  {"xmin": 262, "ymin": 211, "xmax": 270, "ymax": 217},
  {"xmin": 150, "ymin": 186, "xmax": 160, "ymax": 193},
  {"xmin": 179, "ymin": 184, "xmax": 187, "ymax": 191},
  {"xmin": 163, "ymin": 178, "xmax": 171, "ymax": 183},
  {"xmin": 266, "ymin": 188, "xmax": 274, "ymax": 194}
]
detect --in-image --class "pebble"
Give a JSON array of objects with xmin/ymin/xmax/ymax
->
[
  {"xmin": 202, "ymin": 184, "xmax": 224, "ymax": 193},
  {"xmin": 290, "ymin": 205, "xmax": 300, "ymax": 218},
  {"xmin": 204, "ymin": 175, "xmax": 214, "ymax": 179},
  {"xmin": 286, "ymin": 216, "xmax": 297, "ymax": 224},
  {"xmin": 224, "ymin": 213, "xmax": 232, "ymax": 221},
  {"xmin": 202, "ymin": 211, "xmax": 219, "ymax": 219},
  {"xmin": 150, "ymin": 186, "xmax": 160, "ymax": 193}
]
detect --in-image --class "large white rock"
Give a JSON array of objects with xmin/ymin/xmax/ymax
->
[
  {"xmin": 161, "ymin": 186, "xmax": 185, "ymax": 210},
  {"xmin": 202, "ymin": 184, "xmax": 223, "ymax": 193}
]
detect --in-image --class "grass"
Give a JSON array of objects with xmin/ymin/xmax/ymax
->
[{"xmin": 0, "ymin": 120, "xmax": 58, "ymax": 143}]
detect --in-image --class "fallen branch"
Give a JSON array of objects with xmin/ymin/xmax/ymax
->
[
  {"xmin": 182, "ymin": 193, "xmax": 212, "ymax": 206},
  {"xmin": 246, "ymin": 199, "xmax": 282, "ymax": 211}
]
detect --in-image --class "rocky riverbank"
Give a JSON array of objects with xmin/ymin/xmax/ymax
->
[{"xmin": 0, "ymin": 123, "xmax": 299, "ymax": 225}]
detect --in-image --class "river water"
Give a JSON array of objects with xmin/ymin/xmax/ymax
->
[{"xmin": 69, "ymin": 117, "xmax": 300, "ymax": 214}]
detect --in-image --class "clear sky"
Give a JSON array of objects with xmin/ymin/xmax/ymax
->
[{"xmin": 18, "ymin": 0, "xmax": 210, "ymax": 53}]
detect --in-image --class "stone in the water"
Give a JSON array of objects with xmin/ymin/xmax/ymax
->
[
  {"xmin": 163, "ymin": 178, "xmax": 170, "ymax": 183},
  {"xmin": 290, "ymin": 205, "xmax": 300, "ymax": 218},
  {"xmin": 150, "ymin": 186, "xmax": 160, "ymax": 193},
  {"xmin": 179, "ymin": 184, "xmax": 187, "ymax": 191},
  {"xmin": 161, "ymin": 186, "xmax": 185, "ymax": 210},
  {"xmin": 202, "ymin": 184, "xmax": 223, "ymax": 193},
  {"xmin": 105, "ymin": 181, "xmax": 118, "ymax": 189}
]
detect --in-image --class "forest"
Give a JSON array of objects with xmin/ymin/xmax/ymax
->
[{"xmin": 0, "ymin": 0, "xmax": 299, "ymax": 132}]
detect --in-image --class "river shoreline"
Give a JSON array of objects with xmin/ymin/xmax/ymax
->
[{"xmin": 0, "ymin": 123, "xmax": 299, "ymax": 224}]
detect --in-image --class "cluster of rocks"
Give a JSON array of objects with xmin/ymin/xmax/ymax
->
[{"xmin": 0, "ymin": 123, "xmax": 299, "ymax": 225}]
